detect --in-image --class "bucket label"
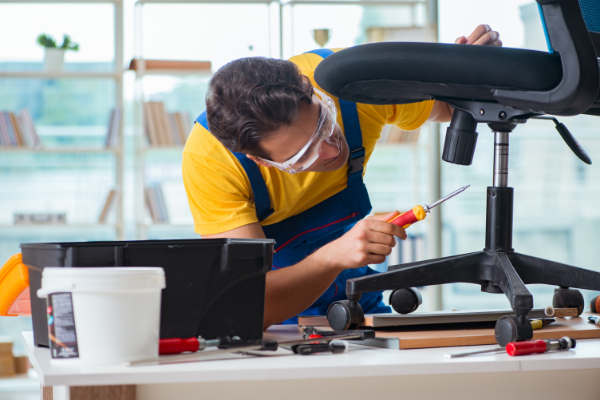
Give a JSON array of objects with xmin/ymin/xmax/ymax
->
[{"xmin": 47, "ymin": 293, "xmax": 79, "ymax": 359}]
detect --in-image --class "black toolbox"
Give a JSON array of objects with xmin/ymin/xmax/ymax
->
[{"xmin": 21, "ymin": 238, "xmax": 274, "ymax": 348}]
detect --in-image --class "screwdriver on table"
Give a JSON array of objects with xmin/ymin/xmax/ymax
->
[
  {"xmin": 445, "ymin": 336, "xmax": 576, "ymax": 358},
  {"xmin": 388, "ymin": 185, "xmax": 470, "ymax": 229},
  {"xmin": 159, "ymin": 335, "xmax": 278, "ymax": 355},
  {"xmin": 159, "ymin": 337, "xmax": 222, "ymax": 355},
  {"xmin": 131, "ymin": 330, "xmax": 376, "ymax": 366}
]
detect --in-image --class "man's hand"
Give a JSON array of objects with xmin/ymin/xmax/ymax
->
[
  {"xmin": 316, "ymin": 211, "xmax": 406, "ymax": 272},
  {"xmin": 455, "ymin": 24, "xmax": 502, "ymax": 47},
  {"xmin": 431, "ymin": 25, "xmax": 503, "ymax": 123}
]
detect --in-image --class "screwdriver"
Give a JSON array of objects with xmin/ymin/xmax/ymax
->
[
  {"xmin": 291, "ymin": 340, "xmax": 349, "ymax": 355},
  {"xmin": 159, "ymin": 337, "xmax": 221, "ymax": 355},
  {"xmin": 445, "ymin": 336, "xmax": 576, "ymax": 358},
  {"xmin": 388, "ymin": 185, "xmax": 470, "ymax": 229},
  {"xmin": 159, "ymin": 335, "xmax": 271, "ymax": 355},
  {"xmin": 129, "ymin": 330, "xmax": 376, "ymax": 366}
]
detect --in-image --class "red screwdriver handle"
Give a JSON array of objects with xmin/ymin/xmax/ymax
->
[
  {"xmin": 388, "ymin": 206, "xmax": 427, "ymax": 229},
  {"xmin": 159, "ymin": 338, "xmax": 200, "ymax": 355},
  {"xmin": 389, "ymin": 210, "xmax": 418, "ymax": 228},
  {"xmin": 506, "ymin": 340, "xmax": 547, "ymax": 356}
]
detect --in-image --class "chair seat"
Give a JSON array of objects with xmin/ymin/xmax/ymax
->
[{"xmin": 314, "ymin": 42, "xmax": 564, "ymax": 105}]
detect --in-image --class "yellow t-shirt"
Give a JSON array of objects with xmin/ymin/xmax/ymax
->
[{"xmin": 183, "ymin": 50, "xmax": 434, "ymax": 235}]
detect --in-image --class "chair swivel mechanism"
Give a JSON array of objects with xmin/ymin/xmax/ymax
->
[{"xmin": 314, "ymin": 0, "xmax": 600, "ymax": 346}]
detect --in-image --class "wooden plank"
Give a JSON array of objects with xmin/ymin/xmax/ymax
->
[
  {"xmin": 300, "ymin": 313, "xmax": 600, "ymax": 350},
  {"xmin": 299, "ymin": 309, "xmax": 547, "ymax": 328},
  {"xmin": 380, "ymin": 314, "xmax": 600, "ymax": 349},
  {"xmin": 70, "ymin": 385, "xmax": 135, "ymax": 400}
]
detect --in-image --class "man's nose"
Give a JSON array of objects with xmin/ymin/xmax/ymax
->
[{"xmin": 318, "ymin": 137, "xmax": 340, "ymax": 160}]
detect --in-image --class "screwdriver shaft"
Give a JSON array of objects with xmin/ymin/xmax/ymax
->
[{"xmin": 426, "ymin": 185, "xmax": 470, "ymax": 211}]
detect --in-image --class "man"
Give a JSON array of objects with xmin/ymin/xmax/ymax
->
[{"xmin": 183, "ymin": 25, "xmax": 502, "ymax": 329}]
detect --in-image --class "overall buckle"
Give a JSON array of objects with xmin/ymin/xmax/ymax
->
[{"xmin": 347, "ymin": 147, "xmax": 365, "ymax": 176}]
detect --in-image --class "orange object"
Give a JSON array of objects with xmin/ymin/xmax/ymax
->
[
  {"xmin": 388, "ymin": 205, "xmax": 428, "ymax": 229},
  {"xmin": 591, "ymin": 295, "xmax": 600, "ymax": 313},
  {"xmin": 0, "ymin": 253, "xmax": 31, "ymax": 317}
]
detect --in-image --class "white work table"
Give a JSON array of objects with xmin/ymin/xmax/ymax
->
[{"xmin": 24, "ymin": 328, "xmax": 600, "ymax": 400}]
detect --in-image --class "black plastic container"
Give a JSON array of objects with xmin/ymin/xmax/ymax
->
[{"xmin": 21, "ymin": 238, "xmax": 274, "ymax": 348}]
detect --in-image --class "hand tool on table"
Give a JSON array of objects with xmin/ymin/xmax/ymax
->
[
  {"xmin": 159, "ymin": 335, "xmax": 269, "ymax": 355},
  {"xmin": 444, "ymin": 336, "xmax": 576, "ymax": 358},
  {"xmin": 292, "ymin": 340, "xmax": 349, "ymax": 355},
  {"xmin": 159, "ymin": 337, "xmax": 222, "ymax": 355},
  {"xmin": 530, "ymin": 318, "xmax": 555, "ymax": 330},
  {"xmin": 544, "ymin": 306, "xmax": 579, "ymax": 318},
  {"xmin": 300, "ymin": 327, "xmax": 370, "ymax": 340},
  {"xmin": 588, "ymin": 315, "xmax": 600, "ymax": 325},
  {"xmin": 388, "ymin": 185, "xmax": 469, "ymax": 229},
  {"xmin": 128, "ymin": 330, "xmax": 376, "ymax": 366}
]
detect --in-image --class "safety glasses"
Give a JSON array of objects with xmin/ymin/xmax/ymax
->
[{"xmin": 258, "ymin": 88, "xmax": 338, "ymax": 174}]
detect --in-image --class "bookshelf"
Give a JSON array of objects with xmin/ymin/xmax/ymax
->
[
  {"xmin": 132, "ymin": 0, "xmax": 276, "ymax": 239},
  {"xmin": 131, "ymin": 58, "xmax": 211, "ymax": 238},
  {"xmin": 0, "ymin": 0, "xmax": 125, "ymax": 240}
]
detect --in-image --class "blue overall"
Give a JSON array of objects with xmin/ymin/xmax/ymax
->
[{"xmin": 196, "ymin": 49, "xmax": 390, "ymax": 324}]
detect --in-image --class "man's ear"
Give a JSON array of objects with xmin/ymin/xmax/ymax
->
[{"xmin": 246, "ymin": 154, "xmax": 273, "ymax": 168}]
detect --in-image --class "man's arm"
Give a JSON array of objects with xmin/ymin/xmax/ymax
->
[
  {"xmin": 428, "ymin": 101, "xmax": 453, "ymax": 123},
  {"xmin": 202, "ymin": 212, "xmax": 406, "ymax": 329}
]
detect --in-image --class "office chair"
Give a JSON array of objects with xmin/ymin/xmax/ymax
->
[{"xmin": 314, "ymin": 0, "xmax": 600, "ymax": 346}]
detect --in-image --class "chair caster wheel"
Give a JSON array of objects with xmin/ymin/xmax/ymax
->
[
  {"xmin": 553, "ymin": 288, "xmax": 584, "ymax": 316},
  {"xmin": 495, "ymin": 315, "xmax": 533, "ymax": 347},
  {"xmin": 389, "ymin": 287, "xmax": 422, "ymax": 314},
  {"xmin": 327, "ymin": 300, "xmax": 364, "ymax": 331}
]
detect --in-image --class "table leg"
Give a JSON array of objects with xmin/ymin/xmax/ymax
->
[
  {"xmin": 70, "ymin": 385, "xmax": 135, "ymax": 400},
  {"xmin": 41, "ymin": 385, "xmax": 135, "ymax": 400},
  {"xmin": 42, "ymin": 386, "xmax": 53, "ymax": 400}
]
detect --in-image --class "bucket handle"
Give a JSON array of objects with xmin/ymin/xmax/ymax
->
[{"xmin": 37, "ymin": 284, "xmax": 75, "ymax": 299}]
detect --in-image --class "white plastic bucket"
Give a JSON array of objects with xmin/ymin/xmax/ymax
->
[{"xmin": 37, "ymin": 267, "xmax": 165, "ymax": 366}]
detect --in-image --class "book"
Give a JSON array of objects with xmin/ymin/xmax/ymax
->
[
  {"xmin": 143, "ymin": 102, "xmax": 160, "ymax": 147},
  {"xmin": 143, "ymin": 103, "xmax": 192, "ymax": 147},
  {"xmin": 10, "ymin": 113, "xmax": 28, "ymax": 147},
  {"xmin": 18, "ymin": 109, "xmax": 42, "ymax": 148},
  {"xmin": 0, "ymin": 113, "xmax": 15, "ymax": 147},
  {"xmin": 98, "ymin": 189, "xmax": 119, "ymax": 223},
  {"xmin": 169, "ymin": 113, "xmax": 181, "ymax": 145},
  {"xmin": 176, "ymin": 112, "xmax": 191, "ymax": 143},
  {"xmin": 144, "ymin": 183, "xmax": 169, "ymax": 223},
  {"xmin": 0, "ymin": 112, "xmax": 9, "ymax": 146},
  {"xmin": 104, "ymin": 107, "xmax": 122, "ymax": 148},
  {"xmin": 153, "ymin": 183, "xmax": 169, "ymax": 223},
  {"xmin": 129, "ymin": 59, "xmax": 211, "ymax": 72},
  {"xmin": 144, "ymin": 187, "xmax": 159, "ymax": 222},
  {"xmin": 156, "ymin": 102, "xmax": 174, "ymax": 146},
  {"xmin": 8, "ymin": 113, "xmax": 22, "ymax": 146}
]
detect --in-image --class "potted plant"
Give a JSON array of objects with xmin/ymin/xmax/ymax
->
[{"xmin": 36, "ymin": 34, "xmax": 80, "ymax": 72}]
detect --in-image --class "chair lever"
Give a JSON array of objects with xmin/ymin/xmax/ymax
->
[{"xmin": 531, "ymin": 116, "xmax": 592, "ymax": 165}]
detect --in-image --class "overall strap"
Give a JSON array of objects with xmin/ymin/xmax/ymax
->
[
  {"xmin": 305, "ymin": 49, "xmax": 365, "ymax": 187},
  {"xmin": 196, "ymin": 112, "xmax": 274, "ymax": 222}
]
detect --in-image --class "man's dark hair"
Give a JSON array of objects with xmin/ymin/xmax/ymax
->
[{"xmin": 205, "ymin": 57, "xmax": 314, "ymax": 159}]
